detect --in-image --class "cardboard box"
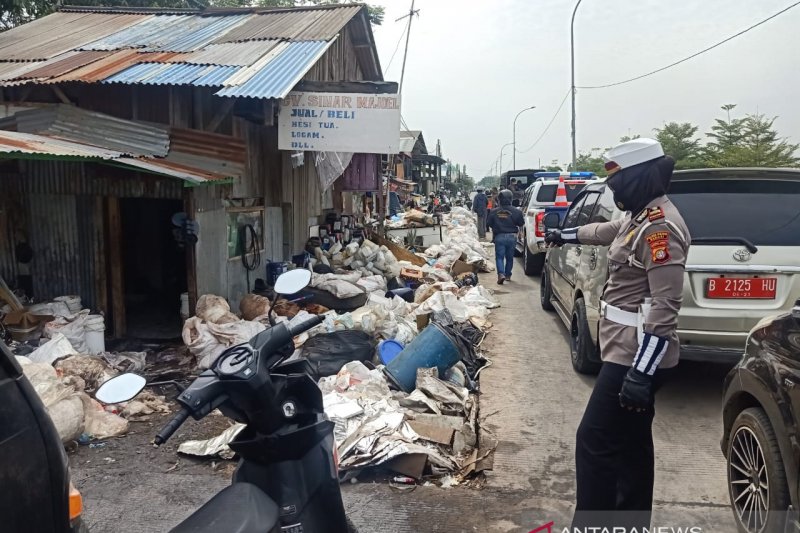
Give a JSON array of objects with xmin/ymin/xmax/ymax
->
[{"xmin": 451, "ymin": 260, "xmax": 478, "ymax": 276}]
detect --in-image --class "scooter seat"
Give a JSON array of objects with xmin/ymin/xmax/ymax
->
[{"xmin": 170, "ymin": 482, "xmax": 280, "ymax": 533}]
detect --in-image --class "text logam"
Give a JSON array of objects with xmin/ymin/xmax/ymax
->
[{"xmin": 283, "ymin": 94, "xmax": 399, "ymax": 110}]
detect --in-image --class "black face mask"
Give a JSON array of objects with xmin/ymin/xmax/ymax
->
[{"xmin": 606, "ymin": 156, "xmax": 675, "ymax": 214}]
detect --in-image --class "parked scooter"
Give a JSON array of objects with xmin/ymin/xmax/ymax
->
[{"xmin": 97, "ymin": 269, "xmax": 356, "ymax": 533}]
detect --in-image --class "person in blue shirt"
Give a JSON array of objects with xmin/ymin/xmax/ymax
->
[{"xmin": 487, "ymin": 189, "xmax": 524, "ymax": 284}]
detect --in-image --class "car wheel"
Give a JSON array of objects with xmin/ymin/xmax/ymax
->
[
  {"xmin": 540, "ymin": 268, "xmax": 555, "ymax": 311},
  {"xmin": 727, "ymin": 407, "xmax": 790, "ymax": 533},
  {"xmin": 523, "ymin": 238, "xmax": 545, "ymax": 276},
  {"xmin": 569, "ymin": 298, "xmax": 601, "ymax": 375}
]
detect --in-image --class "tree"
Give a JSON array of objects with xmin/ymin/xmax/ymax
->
[
  {"xmin": 703, "ymin": 104, "xmax": 747, "ymax": 166},
  {"xmin": 654, "ymin": 122, "xmax": 704, "ymax": 169},
  {"xmin": 619, "ymin": 134, "xmax": 640, "ymax": 143},
  {"xmin": 568, "ymin": 149, "xmax": 607, "ymax": 177},
  {"xmin": 543, "ymin": 165, "xmax": 562, "ymax": 172},
  {"xmin": 477, "ymin": 175, "xmax": 500, "ymax": 189},
  {"xmin": 704, "ymin": 105, "xmax": 799, "ymax": 167}
]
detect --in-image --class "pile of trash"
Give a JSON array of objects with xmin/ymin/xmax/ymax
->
[
  {"xmin": 176, "ymin": 208, "xmax": 499, "ymax": 483},
  {"xmin": 385, "ymin": 208, "xmax": 438, "ymax": 229},
  {"xmin": 13, "ymin": 334, "xmax": 170, "ymax": 444}
]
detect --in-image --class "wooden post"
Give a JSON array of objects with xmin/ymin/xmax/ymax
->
[
  {"xmin": 184, "ymin": 189, "xmax": 198, "ymax": 315},
  {"xmin": 93, "ymin": 196, "xmax": 108, "ymax": 317},
  {"xmin": 106, "ymin": 197, "xmax": 126, "ymax": 338}
]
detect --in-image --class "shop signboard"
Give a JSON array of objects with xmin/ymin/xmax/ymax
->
[{"xmin": 278, "ymin": 91, "xmax": 401, "ymax": 154}]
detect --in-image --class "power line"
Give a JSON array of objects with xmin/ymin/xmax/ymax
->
[
  {"xmin": 578, "ymin": 0, "xmax": 800, "ymax": 89},
  {"xmin": 515, "ymin": 89, "xmax": 572, "ymax": 154},
  {"xmin": 384, "ymin": 15, "xmax": 411, "ymax": 73}
]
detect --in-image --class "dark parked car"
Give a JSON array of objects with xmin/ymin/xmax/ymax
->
[
  {"xmin": 721, "ymin": 300, "xmax": 800, "ymax": 532},
  {"xmin": 0, "ymin": 340, "xmax": 86, "ymax": 533}
]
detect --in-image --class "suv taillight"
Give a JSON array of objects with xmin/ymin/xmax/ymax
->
[{"xmin": 535, "ymin": 212, "xmax": 546, "ymax": 237}]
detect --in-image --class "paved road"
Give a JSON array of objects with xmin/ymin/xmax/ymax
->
[{"xmin": 72, "ymin": 258, "xmax": 736, "ymax": 532}]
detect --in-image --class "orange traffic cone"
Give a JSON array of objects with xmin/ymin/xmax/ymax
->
[{"xmin": 554, "ymin": 175, "xmax": 568, "ymax": 206}]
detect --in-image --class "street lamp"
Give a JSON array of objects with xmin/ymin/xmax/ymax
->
[
  {"xmin": 513, "ymin": 106, "xmax": 536, "ymax": 170},
  {"xmin": 499, "ymin": 142, "xmax": 513, "ymax": 176},
  {"xmin": 570, "ymin": 0, "xmax": 584, "ymax": 170}
]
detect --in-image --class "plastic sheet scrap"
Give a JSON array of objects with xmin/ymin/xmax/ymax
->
[
  {"xmin": 178, "ymin": 423, "xmax": 246, "ymax": 460},
  {"xmin": 28, "ymin": 333, "xmax": 77, "ymax": 365}
]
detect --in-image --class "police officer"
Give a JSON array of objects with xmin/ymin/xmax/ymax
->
[
  {"xmin": 545, "ymin": 138, "xmax": 691, "ymax": 529},
  {"xmin": 487, "ymin": 189, "xmax": 524, "ymax": 284}
]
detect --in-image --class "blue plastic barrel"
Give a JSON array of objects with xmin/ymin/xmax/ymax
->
[
  {"xmin": 378, "ymin": 340, "xmax": 404, "ymax": 365},
  {"xmin": 384, "ymin": 324, "xmax": 462, "ymax": 392}
]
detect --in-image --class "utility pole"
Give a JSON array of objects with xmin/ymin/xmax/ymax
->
[
  {"xmin": 398, "ymin": 0, "xmax": 419, "ymax": 94},
  {"xmin": 570, "ymin": 0, "xmax": 584, "ymax": 170}
]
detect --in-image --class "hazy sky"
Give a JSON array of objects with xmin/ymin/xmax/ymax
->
[{"xmin": 368, "ymin": 0, "xmax": 800, "ymax": 177}]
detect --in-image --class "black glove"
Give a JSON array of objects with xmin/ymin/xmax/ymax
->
[
  {"xmin": 619, "ymin": 368, "xmax": 653, "ymax": 412},
  {"xmin": 544, "ymin": 230, "xmax": 566, "ymax": 246}
]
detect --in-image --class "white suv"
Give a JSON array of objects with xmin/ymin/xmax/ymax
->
[{"xmin": 517, "ymin": 173, "xmax": 595, "ymax": 275}]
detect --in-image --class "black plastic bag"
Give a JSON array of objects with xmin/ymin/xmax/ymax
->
[{"xmin": 300, "ymin": 330, "xmax": 377, "ymax": 379}]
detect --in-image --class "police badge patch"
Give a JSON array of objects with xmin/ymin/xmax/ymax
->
[{"xmin": 646, "ymin": 231, "xmax": 670, "ymax": 264}]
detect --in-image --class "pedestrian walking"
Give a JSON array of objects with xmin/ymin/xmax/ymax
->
[
  {"xmin": 472, "ymin": 187, "xmax": 489, "ymax": 240},
  {"xmin": 545, "ymin": 138, "xmax": 691, "ymax": 529},
  {"xmin": 487, "ymin": 189, "xmax": 524, "ymax": 284}
]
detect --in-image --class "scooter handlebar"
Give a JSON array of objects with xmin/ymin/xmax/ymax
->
[
  {"xmin": 153, "ymin": 407, "xmax": 190, "ymax": 446},
  {"xmin": 287, "ymin": 315, "xmax": 324, "ymax": 337}
]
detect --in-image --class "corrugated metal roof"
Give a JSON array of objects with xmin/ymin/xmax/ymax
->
[
  {"xmin": 79, "ymin": 14, "xmax": 250, "ymax": 53},
  {"xmin": 0, "ymin": 129, "xmax": 122, "ymax": 159},
  {"xmin": 0, "ymin": 129, "xmax": 230, "ymax": 184},
  {"xmin": 398, "ymin": 136, "xmax": 416, "ymax": 155},
  {"xmin": 145, "ymin": 15, "xmax": 250, "ymax": 52},
  {"xmin": 45, "ymin": 50, "xmax": 176, "ymax": 84},
  {"xmin": 217, "ymin": 39, "xmax": 332, "ymax": 99},
  {"xmin": 167, "ymin": 40, "xmax": 282, "ymax": 66},
  {"xmin": 215, "ymin": 6, "xmax": 360, "ymax": 42},
  {"xmin": 0, "ymin": 12, "xmax": 147, "ymax": 61},
  {"xmin": 15, "ymin": 51, "xmax": 110, "ymax": 80},
  {"xmin": 0, "ymin": 61, "xmax": 47, "ymax": 81},
  {"xmin": 116, "ymin": 157, "xmax": 229, "ymax": 183},
  {"xmin": 102, "ymin": 61, "xmax": 240, "ymax": 86},
  {"xmin": 169, "ymin": 127, "xmax": 245, "ymax": 177},
  {"xmin": 2, "ymin": 105, "xmax": 170, "ymax": 157}
]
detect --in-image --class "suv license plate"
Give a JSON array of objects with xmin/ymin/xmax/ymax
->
[{"xmin": 706, "ymin": 277, "xmax": 777, "ymax": 299}]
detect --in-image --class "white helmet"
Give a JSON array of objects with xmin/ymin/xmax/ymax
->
[{"xmin": 603, "ymin": 138, "xmax": 664, "ymax": 176}]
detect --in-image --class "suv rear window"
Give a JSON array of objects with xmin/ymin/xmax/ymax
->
[
  {"xmin": 535, "ymin": 183, "xmax": 586, "ymax": 203},
  {"xmin": 669, "ymin": 179, "xmax": 800, "ymax": 246}
]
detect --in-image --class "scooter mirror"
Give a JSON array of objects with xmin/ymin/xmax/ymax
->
[
  {"xmin": 95, "ymin": 373, "xmax": 147, "ymax": 404},
  {"xmin": 274, "ymin": 269, "xmax": 311, "ymax": 296}
]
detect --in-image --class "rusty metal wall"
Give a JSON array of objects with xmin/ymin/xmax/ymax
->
[
  {"xmin": 0, "ymin": 174, "xmax": 23, "ymax": 285},
  {"xmin": 18, "ymin": 160, "xmax": 184, "ymax": 199},
  {"xmin": 27, "ymin": 194, "xmax": 84, "ymax": 305}
]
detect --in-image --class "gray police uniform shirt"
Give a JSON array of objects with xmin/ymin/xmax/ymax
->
[{"xmin": 576, "ymin": 195, "xmax": 691, "ymax": 369}]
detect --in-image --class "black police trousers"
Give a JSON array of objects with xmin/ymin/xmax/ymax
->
[{"xmin": 572, "ymin": 362, "xmax": 672, "ymax": 530}]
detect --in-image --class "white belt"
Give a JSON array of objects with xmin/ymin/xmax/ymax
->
[{"xmin": 600, "ymin": 301, "xmax": 638, "ymax": 327}]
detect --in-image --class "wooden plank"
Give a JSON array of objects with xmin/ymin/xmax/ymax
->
[
  {"xmin": 106, "ymin": 197, "xmax": 125, "ymax": 338},
  {"xmin": 206, "ymin": 99, "xmax": 235, "ymax": 133},
  {"xmin": 184, "ymin": 189, "xmax": 198, "ymax": 316},
  {"xmin": 264, "ymin": 206, "xmax": 283, "ymax": 261},
  {"xmin": 93, "ymin": 196, "xmax": 107, "ymax": 317},
  {"xmin": 371, "ymin": 234, "xmax": 426, "ymax": 267}
]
